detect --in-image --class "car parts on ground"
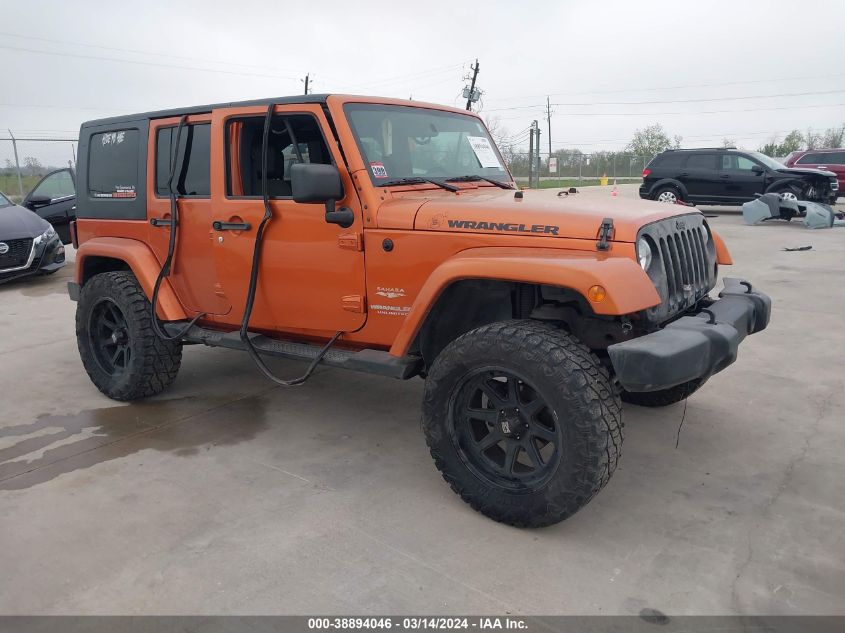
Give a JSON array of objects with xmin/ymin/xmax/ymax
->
[{"xmin": 742, "ymin": 192, "xmax": 845, "ymax": 229}]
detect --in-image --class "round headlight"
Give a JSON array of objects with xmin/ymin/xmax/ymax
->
[{"xmin": 637, "ymin": 236, "xmax": 652, "ymax": 271}]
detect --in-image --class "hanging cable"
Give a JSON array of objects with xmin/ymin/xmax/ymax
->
[
  {"xmin": 150, "ymin": 114, "xmax": 207, "ymax": 341},
  {"xmin": 238, "ymin": 104, "xmax": 344, "ymax": 386}
]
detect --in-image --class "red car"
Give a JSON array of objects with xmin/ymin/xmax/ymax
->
[{"xmin": 785, "ymin": 148, "xmax": 845, "ymax": 200}]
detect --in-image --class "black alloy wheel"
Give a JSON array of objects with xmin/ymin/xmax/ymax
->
[
  {"xmin": 450, "ymin": 368, "xmax": 561, "ymax": 490},
  {"xmin": 89, "ymin": 298, "xmax": 131, "ymax": 375}
]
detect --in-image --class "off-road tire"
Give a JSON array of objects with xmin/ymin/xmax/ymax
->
[
  {"xmin": 654, "ymin": 186, "xmax": 682, "ymax": 204},
  {"xmin": 422, "ymin": 320, "xmax": 623, "ymax": 528},
  {"xmin": 76, "ymin": 271, "xmax": 182, "ymax": 401},
  {"xmin": 621, "ymin": 377, "xmax": 705, "ymax": 407}
]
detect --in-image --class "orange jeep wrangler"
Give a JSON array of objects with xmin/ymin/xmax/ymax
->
[{"xmin": 69, "ymin": 95, "xmax": 771, "ymax": 527}]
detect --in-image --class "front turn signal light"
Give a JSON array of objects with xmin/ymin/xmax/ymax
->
[{"xmin": 588, "ymin": 285, "xmax": 607, "ymax": 302}]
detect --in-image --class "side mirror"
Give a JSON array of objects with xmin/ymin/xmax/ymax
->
[
  {"xmin": 291, "ymin": 163, "xmax": 343, "ymax": 203},
  {"xmin": 751, "ymin": 164, "xmax": 764, "ymax": 174},
  {"xmin": 26, "ymin": 194, "xmax": 52, "ymax": 209},
  {"xmin": 290, "ymin": 163, "xmax": 353, "ymax": 228}
]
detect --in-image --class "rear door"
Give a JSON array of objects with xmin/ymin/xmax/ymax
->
[
  {"xmin": 147, "ymin": 115, "xmax": 231, "ymax": 316},
  {"xmin": 716, "ymin": 153, "xmax": 765, "ymax": 202},
  {"xmin": 209, "ymin": 104, "xmax": 366, "ymax": 336},
  {"xmin": 679, "ymin": 152, "xmax": 718, "ymax": 201}
]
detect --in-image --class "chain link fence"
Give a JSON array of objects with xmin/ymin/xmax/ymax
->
[
  {"xmin": 504, "ymin": 150, "xmax": 659, "ymax": 186},
  {"xmin": 0, "ymin": 136, "xmax": 77, "ymax": 202}
]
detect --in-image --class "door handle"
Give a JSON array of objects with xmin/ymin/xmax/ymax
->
[
  {"xmin": 680, "ymin": 172, "xmax": 689, "ymax": 177},
  {"xmin": 150, "ymin": 217, "xmax": 173, "ymax": 227},
  {"xmin": 212, "ymin": 221, "xmax": 252, "ymax": 231},
  {"xmin": 719, "ymin": 174, "xmax": 730, "ymax": 179}
]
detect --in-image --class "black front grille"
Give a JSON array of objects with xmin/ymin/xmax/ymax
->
[
  {"xmin": 0, "ymin": 238, "xmax": 33, "ymax": 270},
  {"xmin": 657, "ymin": 225, "xmax": 711, "ymax": 308},
  {"xmin": 640, "ymin": 214, "xmax": 717, "ymax": 322}
]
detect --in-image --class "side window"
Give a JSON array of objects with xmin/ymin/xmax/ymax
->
[
  {"xmin": 656, "ymin": 153, "xmax": 684, "ymax": 169},
  {"xmin": 735, "ymin": 156, "xmax": 757, "ymax": 171},
  {"xmin": 31, "ymin": 170, "xmax": 76, "ymax": 199},
  {"xmin": 686, "ymin": 153, "xmax": 715, "ymax": 170},
  {"xmin": 155, "ymin": 123, "xmax": 211, "ymax": 196},
  {"xmin": 225, "ymin": 114, "xmax": 332, "ymax": 198},
  {"xmin": 88, "ymin": 129, "xmax": 139, "ymax": 199}
]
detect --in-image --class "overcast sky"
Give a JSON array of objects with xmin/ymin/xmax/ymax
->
[{"xmin": 2, "ymin": 0, "xmax": 844, "ymax": 168}]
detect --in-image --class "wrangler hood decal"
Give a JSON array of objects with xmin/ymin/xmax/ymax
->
[{"xmin": 405, "ymin": 189, "xmax": 694, "ymax": 242}]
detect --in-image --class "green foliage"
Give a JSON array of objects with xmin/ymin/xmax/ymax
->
[{"xmin": 626, "ymin": 124, "xmax": 681, "ymax": 156}]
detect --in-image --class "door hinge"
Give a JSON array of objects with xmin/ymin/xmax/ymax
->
[
  {"xmin": 341, "ymin": 295, "xmax": 365, "ymax": 313},
  {"xmin": 338, "ymin": 232, "xmax": 363, "ymax": 251},
  {"xmin": 596, "ymin": 217, "xmax": 615, "ymax": 251}
]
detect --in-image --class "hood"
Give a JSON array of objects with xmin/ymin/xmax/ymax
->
[
  {"xmin": 381, "ymin": 188, "xmax": 693, "ymax": 242},
  {"xmin": 0, "ymin": 204, "xmax": 51, "ymax": 240},
  {"xmin": 775, "ymin": 166, "xmax": 837, "ymax": 178}
]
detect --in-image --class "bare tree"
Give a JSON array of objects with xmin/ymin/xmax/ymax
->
[
  {"xmin": 805, "ymin": 127, "xmax": 821, "ymax": 150},
  {"xmin": 23, "ymin": 156, "xmax": 44, "ymax": 177},
  {"xmin": 821, "ymin": 124, "xmax": 844, "ymax": 149}
]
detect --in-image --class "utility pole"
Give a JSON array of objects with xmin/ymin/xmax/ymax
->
[
  {"xmin": 528, "ymin": 121, "xmax": 535, "ymax": 188},
  {"xmin": 7, "ymin": 129, "xmax": 23, "ymax": 199},
  {"xmin": 535, "ymin": 125, "xmax": 541, "ymax": 187},
  {"xmin": 464, "ymin": 59, "xmax": 481, "ymax": 111},
  {"xmin": 545, "ymin": 96, "xmax": 553, "ymax": 158},
  {"xmin": 303, "ymin": 73, "xmax": 310, "ymax": 95}
]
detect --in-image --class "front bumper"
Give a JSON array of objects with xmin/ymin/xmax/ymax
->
[
  {"xmin": 608, "ymin": 278, "xmax": 771, "ymax": 392},
  {"xmin": 0, "ymin": 236, "xmax": 65, "ymax": 285}
]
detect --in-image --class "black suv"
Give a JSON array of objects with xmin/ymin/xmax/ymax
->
[{"xmin": 640, "ymin": 148, "xmax": 839, "ymax": 206}]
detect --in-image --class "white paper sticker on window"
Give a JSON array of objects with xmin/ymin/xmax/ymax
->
[{"xmin": 467, "ymin": 136, "xmax": 502, "ymax": 169}]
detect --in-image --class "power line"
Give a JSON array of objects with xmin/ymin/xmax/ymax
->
[
  {"xmin": 493, "ymin": 102, "xmax": 845, "ymax": 119},
  {"xmin": 0, "ymin": 31, "xmax": 307, "ymax": 76},
  {"xmin": 484, "ymin": 72, "xmax": 845, "ymax": 103},
  {"xmin": 0, "ymin": 44, "xmax": 302, "ymax": 81},
  {"xmin": 484, "ymin": 89, "xmax": 845, "ymax": 112}
]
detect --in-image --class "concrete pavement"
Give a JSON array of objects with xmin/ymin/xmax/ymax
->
[{"xmin": 1, "ymin": 184, "xmax": 843, "ymax": 615}]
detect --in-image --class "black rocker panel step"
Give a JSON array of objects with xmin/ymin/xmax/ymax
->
[{"xmin": 163, "ymin": 323, "xmax": 422, "ymax": 379}]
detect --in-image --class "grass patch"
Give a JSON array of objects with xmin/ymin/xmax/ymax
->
[{"xmin": 0, "ymin": 175, "xmax": 42, "ymax": 201}]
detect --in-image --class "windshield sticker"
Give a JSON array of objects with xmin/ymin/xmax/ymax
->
[
  {"xmin": 370, "ymin": 162, "xmax": 388, "ymax": 179},
  {"xmin": 467, "ymin": 136, "xmax": 503, "ymax": 169}
]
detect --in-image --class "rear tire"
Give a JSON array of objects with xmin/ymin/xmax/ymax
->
[
  {"xmin": 621, "ymin": 378, "xmax": 705, "ymax": 407},
  {"xmin": 654, "ymin": 186, "xmax": 682, "ymax": 204},
  {"xmin": 422, "ymin": 320, "xmax": 623, "ymax": 527},
  {"xmin": 76, "ymin": 271, "xmax": 182, "ymax": 401}
]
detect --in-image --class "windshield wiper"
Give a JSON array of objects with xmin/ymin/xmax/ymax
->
[
  {"xmin": 381, "ymin": 177, "xmax": 458, "ymax": 192},
  {"xmin": 446, "ymin": 175, "xmax": 515, "ymax": 189}
]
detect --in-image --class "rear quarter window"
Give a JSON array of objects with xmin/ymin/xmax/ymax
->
[
  {"xmin": 650, "ymin": 153, "xmax": 684, "ymax": 169},
  {"xmin": 88, "ymin": 129, "xmax": 140, "ymax": 199}
]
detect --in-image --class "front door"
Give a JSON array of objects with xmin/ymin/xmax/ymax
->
[
  {"xmin": 717, "ymin": 153, "xmax": 765, "ymax": 202},
  {"xmin": 24, "ymin": 168, "xmax": 76, "ymax": 244},
  {"xmin": 209, "ymin": 104, "xmax": 367, "ymax": 337},
  {"xmin": 146, "ymin": 115, "xmax": 231, "ymax": 316}
]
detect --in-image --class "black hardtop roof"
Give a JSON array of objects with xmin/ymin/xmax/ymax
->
[
  {"xmin": 662, "ymin": 147, "xmax": 740, "ymax": 153},
  {"xmin": 80, "ymin": 94, "xmax": 331, "ymax": 129}
]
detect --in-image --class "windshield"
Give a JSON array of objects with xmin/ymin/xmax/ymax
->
[
  {"xmin": 344, "ymin": 103, "xmax": 510, "ymax": 185},
  {"xmin": 748, "ymin": 152, "xmax": 786, "ymax": 170}
]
